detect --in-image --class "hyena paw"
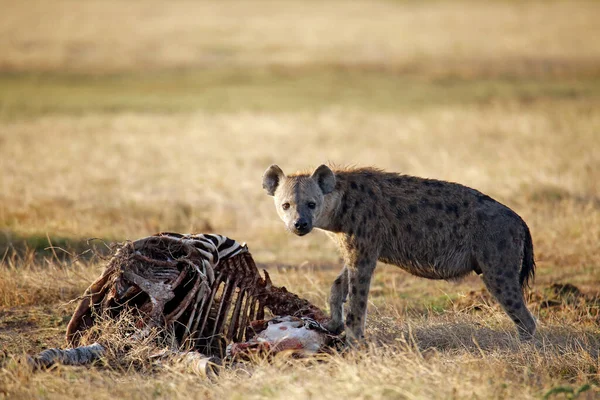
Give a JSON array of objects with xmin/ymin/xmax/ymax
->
[
  {"xmin": 323, "ymin": 319, "xmax": 345, "ymax": 335},
  {"xmin": 518, "ymin": 327, "xmax": 536, "ymax": 342}
]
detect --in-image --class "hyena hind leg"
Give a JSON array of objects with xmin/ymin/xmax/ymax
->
[{"xmin": 479, "ymin": 256, "xmax": 536, "ymax": 340}]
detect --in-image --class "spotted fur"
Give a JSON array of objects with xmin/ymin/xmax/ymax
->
[{"xmin": 263, "ymin": 164, "xmax": 536, "ymax": 343}]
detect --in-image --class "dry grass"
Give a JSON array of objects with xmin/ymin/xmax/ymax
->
[
  {"xmin": 1, "ymin": 257, "xmax": 600, "ymax": 399},
  {"xmin": 1, "ymin": 0, "xmax": 600, "ymax": 399},
  {"xmin": 1, "ymin": 0, "xmax": 599, "ymax": 77},
  {"xmin": 3, "ymin": 331, "xmax": 599, "ymax": 399},
  {"xmin": 1, "ymin": 105, "xmax": 598, "ymax": 265}
]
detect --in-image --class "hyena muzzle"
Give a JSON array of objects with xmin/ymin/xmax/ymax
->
[{"xmin": 262, "ymin": 164, "xmax": 537, "ymax": 343}]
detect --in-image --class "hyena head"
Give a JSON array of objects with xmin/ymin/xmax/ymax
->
[{"xmin": 262, "ymin": 164, "xmax": 336, "ymax": 236}]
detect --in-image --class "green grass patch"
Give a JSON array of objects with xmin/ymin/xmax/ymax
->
[{"xmin": 1, "ymin": 67, "xmax": 599, "ymax": 118}]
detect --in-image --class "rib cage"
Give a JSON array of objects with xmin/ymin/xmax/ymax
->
[{"xmin": 66, "ymin": 232, "xmax": 326, "ymax": 358}]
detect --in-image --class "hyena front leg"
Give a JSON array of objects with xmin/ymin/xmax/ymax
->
[
  {"xmin": 324, "ymin": 266, "xmax": 348, "ymax": 334},
  {"xmin": 345, "ymin": 256, "xmax": 377, "ymax": 344}
]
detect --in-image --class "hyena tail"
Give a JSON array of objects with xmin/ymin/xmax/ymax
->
[{"xmin": 520, "ymin": 222, "xmax": 536, "ymax": 291}]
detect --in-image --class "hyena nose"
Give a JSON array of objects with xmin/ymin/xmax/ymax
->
[{"xmin": 294, "ymin": 219, "xmax": 308, "ymax": 230}]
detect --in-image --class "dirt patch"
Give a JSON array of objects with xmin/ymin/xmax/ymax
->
[{"xmin": 0, "ymin": 306, "xmax": 71, "ymax": 355}]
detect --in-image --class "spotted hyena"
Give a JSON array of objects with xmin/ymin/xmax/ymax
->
[{"xmin": 262, "ymin": 164, "xmax": 536, "ymax": 343}]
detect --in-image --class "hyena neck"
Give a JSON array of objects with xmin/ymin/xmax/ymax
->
[{"xmin": 315, "ymin": 189, "xmax": 343, "ymax": 232}]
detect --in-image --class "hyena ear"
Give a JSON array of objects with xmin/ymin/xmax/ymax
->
[
  {"xmin": 311, "ymin": 164, "xmax": 336, "ymax": 195},
  {"xmin": 262, "ymin": 165, "xmax": 285, "ymax": 196}
]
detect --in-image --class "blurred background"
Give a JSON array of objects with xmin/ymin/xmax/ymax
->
[
  {"xmin": 2, "ymin": 4, "xmax": 599, "ymax": 397},
  {"xmin": 0, "ymin": 0, "xmax": 598, "ymax": 275}
]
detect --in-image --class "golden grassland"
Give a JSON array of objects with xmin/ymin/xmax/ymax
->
[
  {"xmin": 1, "ymin": 0, "xmax": 600, "ymax": 75},
  {"xmin": 1, "ymin": 0, "xmax": 600, "ymax": 398}
]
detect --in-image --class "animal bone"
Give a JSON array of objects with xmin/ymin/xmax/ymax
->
[{"xmin": 32, "ymin": 233, "xmax": 332, "ymax": 369}]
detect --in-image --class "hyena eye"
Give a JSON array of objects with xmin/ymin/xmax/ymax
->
[
  {"xmin": 282, "ymin": 203, "xmax": 290, "ymax": 210},
  {"xmin": 307, "ymin": 202, "xmax": 316, "ymax": 209}
]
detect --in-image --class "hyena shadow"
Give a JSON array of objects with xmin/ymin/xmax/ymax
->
[{"xmin": 369, "ymin": 316, "xmax": 599, "ymax": 359}]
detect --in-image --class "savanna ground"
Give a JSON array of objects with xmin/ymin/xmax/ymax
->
[{"xmin": 1, "ymin": 0, "xmax": 600, "ymax": 398}]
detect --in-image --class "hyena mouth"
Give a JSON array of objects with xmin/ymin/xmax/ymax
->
[
  {"xmin": 287, "ymin": 224, "xmax": 311, "ymax": 236},
  {"xmin": 292, "ymin": 227, "xmax": 311, "ymax": 236}
]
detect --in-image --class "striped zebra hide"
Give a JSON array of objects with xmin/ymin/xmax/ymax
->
[{"xmin": 62, "ymin": 232, "xmax": 327, "ymax": 361}]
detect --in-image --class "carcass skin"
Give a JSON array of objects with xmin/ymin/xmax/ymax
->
[{"xmin": 228, "ymin": 316, "xmax": 334, "ymax": 357}]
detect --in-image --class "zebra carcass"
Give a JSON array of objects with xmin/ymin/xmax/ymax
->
[{"xmin": 31, "ymin": 233, "xmax": 336, "ymax": 373}]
